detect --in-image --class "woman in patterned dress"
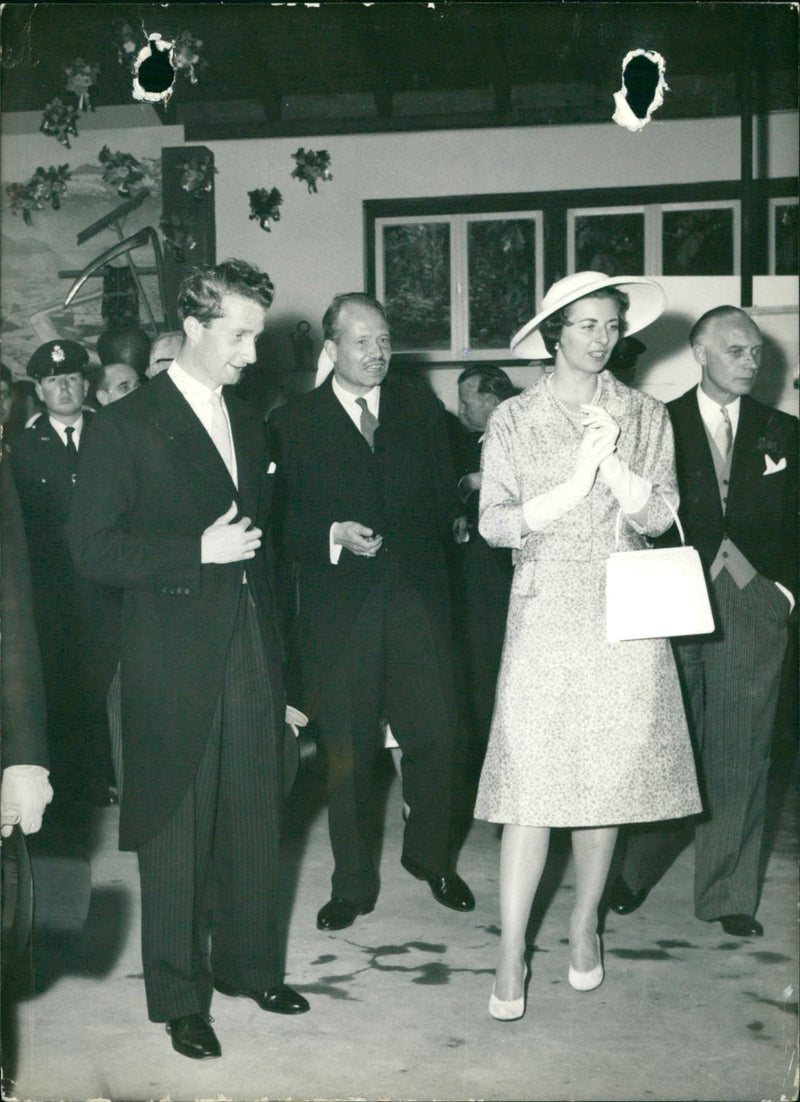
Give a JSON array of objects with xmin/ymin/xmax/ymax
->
[{"xmin": 475, "ymin": 272, "xmax": 701, "ymax": 1020}]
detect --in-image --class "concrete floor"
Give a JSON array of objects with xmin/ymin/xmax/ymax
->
[{"xmin": 2, "ymin": 735, "xmax": 797, "ymax": 1102}]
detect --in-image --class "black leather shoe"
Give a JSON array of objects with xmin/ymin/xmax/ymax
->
[
  {"xmin": 316, "ymin": 897, "xmax": 373, "ymax": 931},
  {"xmin": 166, "ymin": 1013, "xmax": 221, "ymax": 1059},
  {"xmin": 213, "ymin": 979, "xmax": 310, "ymax": 1014},
  {"xmin": 401, "ymin": 858, "xmax": 475, "ymax": 912},
  {"xmin": 608, "ymin": 875, "xmax": 649, "ymax": 915},
  {"xmin": 719, "ymin": 913, "xmax": 764, "ymax": 937}
]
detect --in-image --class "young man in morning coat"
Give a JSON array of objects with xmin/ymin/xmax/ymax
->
[{"xmin": 68, "ymin": 260, "xmax": 309, "ymax": 1060}]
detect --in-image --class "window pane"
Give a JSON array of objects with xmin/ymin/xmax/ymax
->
[
  {"xmin": 382, "ymin": 223, "xmax": 451, "ymax": 350},
  {"xmin": 468, "ymin": 219, "xmax": 538, "ymax": 350},
  {"xmin": 774, "ymin": 203, "xmax": 798, "ymax": 275},
  {"xmin": 662, "ymin": 208, "xmax": 734, "ymax": 275},
  {"xmin": 574, "ymin": 213, "xmax": 645, "ymax": 275}
]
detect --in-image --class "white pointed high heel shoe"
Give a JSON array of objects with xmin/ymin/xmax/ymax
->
[
  {"xmin": 489, "ymin": 962, "xmax": 529, "ymax": 1021},
  {"xmin": 568, "ymin": 933, "xmax": 604, "ymax": 991}
]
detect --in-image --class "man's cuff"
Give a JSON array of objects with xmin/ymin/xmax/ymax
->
[{"xmin": 329, "ymin": 524, "xmax": 343, "ymax": 565}]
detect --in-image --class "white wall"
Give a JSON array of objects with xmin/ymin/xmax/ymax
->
[
  {"xmin": 204, "ymin": 112, "xmax": 798, "ymax": 410},
  {"xmin": 3, "ymin": 107, "xmax": 797, "ymax": 411}
]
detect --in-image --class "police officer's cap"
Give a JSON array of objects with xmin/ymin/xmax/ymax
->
[{"xmin": 27, "ymin": 340, "xmax": 89, "ymax": 381}]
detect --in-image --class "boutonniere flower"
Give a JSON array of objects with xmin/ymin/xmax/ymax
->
[{"xmin": 763, "ymin": 454, "xmax": 787, "ymax": 476}]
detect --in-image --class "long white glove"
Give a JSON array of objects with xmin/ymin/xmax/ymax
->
[
  {"xmin": 522, "ymin": 418, "xmax": 617, "ymax": 533},
  {"xmin": 1, "ymin": 765, "xmax": 53, "ymax": 838},
  {"xmin": 598, "ymin": 452, "xmax": 652, "ymax": 516}
]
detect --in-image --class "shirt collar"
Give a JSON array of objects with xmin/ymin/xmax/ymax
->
[
  {"xmin": 696, "ymin": 385, "xmax": 740, "ymax": 435},
  {"xmin": 48, "ymin": 412, "xmax": 83, "ymax": 442},
  {"xmin": 168, "ymin": 360, "xmax": 223, "ymax": 406},
  {"xmin": 331, "ymin": 374, "xmax": 380, "ymax": 416}
]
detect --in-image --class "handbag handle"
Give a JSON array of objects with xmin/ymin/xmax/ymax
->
[{"xmin": 614, "ymin": 487, "xmax": 685, "ymax": 549}]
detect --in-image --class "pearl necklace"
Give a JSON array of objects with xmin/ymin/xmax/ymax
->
[{"xmin": 546, "ymin": 372, "xmax": 602, "ymax": 423}]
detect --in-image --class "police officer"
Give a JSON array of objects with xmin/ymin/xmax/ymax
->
[{"xmin": 10, "ymin": 340, "xmax": 114, "ymax": 808}]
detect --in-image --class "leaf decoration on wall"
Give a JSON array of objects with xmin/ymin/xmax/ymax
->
[
  {"xmin": 248, "ymin": 187, "xmax": 283, "ymax": 231},
  {"xmin": 64, "ymin": 57, "xmax": 100, "ymax": 113},
  {"xmin": 40, "ymin": 97, "xmax": 80, "ymax": 148},
  {"xmin": 160, "ymin": 216, "xmax": 197, "ymax": 264},
  {"xmin": 180, "ymin": 157, "xmax": 217, "ymax": 200},
  {"xmin": 291, "ymin": 148, "xmax": 333, "ymax": 194},
  {"xmin": 98, "ymin": 146, "xmax": 146, "ymax": 197},
  {"xmin": 6, "ymin": 165, "xmax": 72, "ymax": 226}
]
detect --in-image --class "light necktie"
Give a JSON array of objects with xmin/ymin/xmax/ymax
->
[
  {"xmin": 356, "ymin": 396, "xmax": 379, "ymax": 450},
  {"xmin": 64, "ymin": 425, "xmax": 79, "ymax": 469},
  {"xmin": 206, "ymin": 392, "xmax": 234, "ymax": 480},
  {"xmin": 715, "ymin": 405, "xmax": 733, "ymax": 460}
]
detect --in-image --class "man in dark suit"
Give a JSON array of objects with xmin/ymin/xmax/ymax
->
[
  {"xmin": 69, "ymin": 260, "xmax": 309, "ymax": 1060},
  {"xmin": 452, "ymin": 365, "xmax": 515, "ymax": 771},
  {"xmin": 270, "ymin": 292, "xmax": 475, "ymax": 932},
  {"xmin": 610, "ymin": 306, "xmax": 798, "ymax": 937},
  {"xmin": 10, "ymin": 340, "xmax": 115, "ymax": 808},
  {"xmin": 0, "ymin": 449, "xmax": 53, "ymax": 839}
]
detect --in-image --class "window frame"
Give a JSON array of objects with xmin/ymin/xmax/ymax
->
[
  {"xmin": 374, "ymin": 209, "xmax": 544, "ymax": 363},
  {"xmin": 768, "ymin": 196, "xmax": 799, "ymax": 275},
  {"xmin": 365, "ymin": 178, "xmax": 797, "ymax": 366}
]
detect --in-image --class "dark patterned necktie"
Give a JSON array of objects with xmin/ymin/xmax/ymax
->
[
  {"xmin": 64, "ymin": 426, "xmax": 79, "ymax": 469},
  {"xmin": 356, "ymin": 397, "xmax": 379, "ymax": 450}
]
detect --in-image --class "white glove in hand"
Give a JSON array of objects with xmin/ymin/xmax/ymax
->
[
  {"xmin": 1, "ymin": 765, "xmax": 53, "ymax": 838},
  {"xmin": 598, "ymin": 453, "xmax": 652, "ymax": 515}
]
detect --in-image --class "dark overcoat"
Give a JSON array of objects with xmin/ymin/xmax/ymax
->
[
  {"xmin": 269, "ymin": 372, "xmax": 458, "ymax": 706},
  {"xmin": 68, "ymin": 372, "xmax": 285, "ymax": 850}
]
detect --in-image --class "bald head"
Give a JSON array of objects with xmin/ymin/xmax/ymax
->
[{"xmin": 691, "ymin": 306, "xmax": 763, "ymax": 406}]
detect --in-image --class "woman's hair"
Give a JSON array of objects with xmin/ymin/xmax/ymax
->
[
  {"xmin": 177, "ymin": 259, "xmax": 275, "ymax": 325},
  {"xmin": 540, "ymin": 287, "xmax": 629, "ymax": 357}
]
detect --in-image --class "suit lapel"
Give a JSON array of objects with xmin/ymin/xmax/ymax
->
[
  {"xmin": 672, "ymin": 388, "xmax": 723, "ymax": 521},
  {"xmin": 729, "ymin": 395, "xmax": 768, "ymax": 502},
  {"xmin": 150, "ymin": 374, "xmax": 238, "ymax": 498},
  {"xmin": 318, "ymin": 376, "xmax": 375, "ymax": 455},
  {"xmin": 226, "ymin": 389, "xmax": 260, "ymax": 512}
]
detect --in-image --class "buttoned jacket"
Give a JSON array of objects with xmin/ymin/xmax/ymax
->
[{"xmin": 68, "ymin": 372, "xmax": 284, "ymax": 849}]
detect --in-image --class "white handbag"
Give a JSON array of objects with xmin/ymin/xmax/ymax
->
[{"xmin": 606, "ymin": 493, "xmax": 715, "ymax": 643}]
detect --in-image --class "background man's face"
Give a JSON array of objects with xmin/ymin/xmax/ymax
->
[
  {"xmin": 327, "ymin": 304, "xmax": 391, "ymax": 395},
  {"xmin": 97, "ymin": 363, "xmax": 141, "ymax": 406},
  {"xmin": 458, "ymin": 377, "xmax": 498, "ymax": 432},
  {"xmin": 147, "ymin": 332, "xmax": 184, "ymax": 379},
  {"xmin": 0, "ymin": 380, "xmax": 12, "ymax": 426},
  {"xmin": 696, "ymin": 314, "xmax": 763, "ymax": 405},
  {"xmin": 35, "ymin": 372, "xmax": 88, "ymax": 419}
]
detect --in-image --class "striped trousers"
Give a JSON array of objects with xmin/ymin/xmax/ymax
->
[
  {"xmin": 622, "ymin": 570, "xmax": 789, "ymax": 919},
  {"xmin": 137, "ymin": 588, "xmax": 282, "ymax": 1021}
]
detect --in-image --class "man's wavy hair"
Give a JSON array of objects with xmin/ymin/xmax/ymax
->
[
  {"xmin": 177, "ymin": 259, "xmax": 275, "ymax": 325},
  {"xmin": 540, "ymin": 287, "xmax": 629, "ymax": 357}
]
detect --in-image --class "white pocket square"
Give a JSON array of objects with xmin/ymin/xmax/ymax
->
[
  {"xmin": 763, "ymin": 455, "xmax": 787, "ymax": 475},
  {"xmin": 267, "ymin": 461, "xmax": 277, "ymax": 475}
]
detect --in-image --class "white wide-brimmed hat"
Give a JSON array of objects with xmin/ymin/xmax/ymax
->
[{"xmin": 510, "ymin": 271, "xmax": 666, "ymax": 359}]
